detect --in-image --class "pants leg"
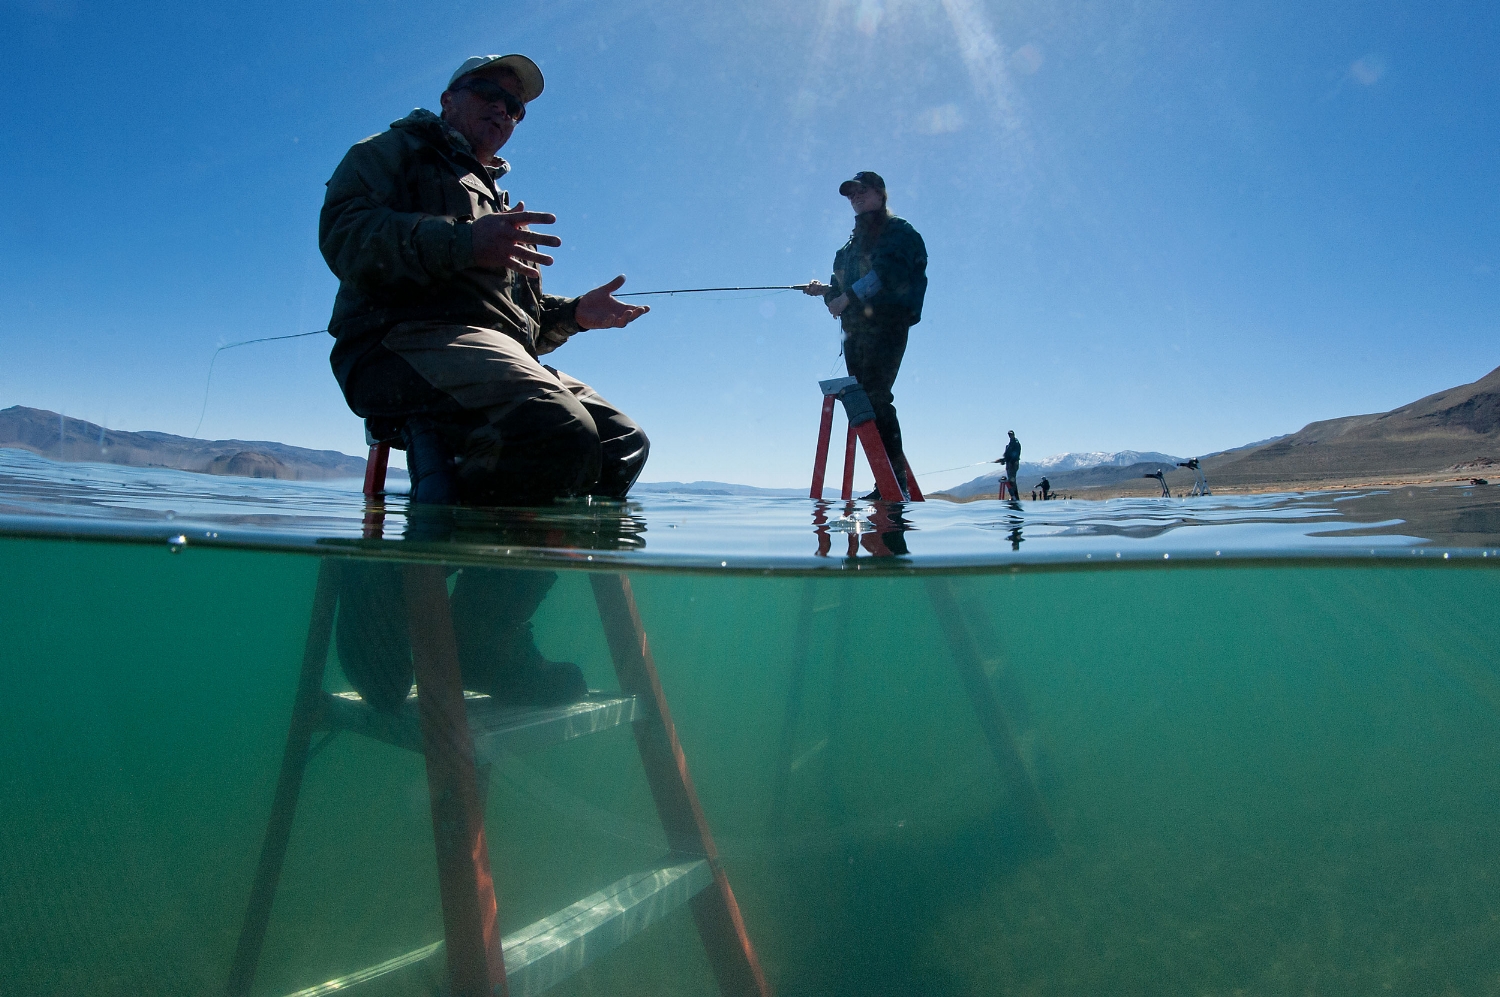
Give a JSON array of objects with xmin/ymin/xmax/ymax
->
[
  {"xmin": 844, "ymin": 324, "xmax": 911, "ymax": 491},
  {"xmin": 381, "ymin": 322, "xmax": 647, "ymax": 505},
  {"xmin": 335, "ymin": 562, "xmax": 413, "ymax": 713},
  {"xmin": 336, "ymin": 324, "xmax": 639, "ymax": 705},
  {"xmin": 546, "ymin": 368, "xmax": 651, "ymax": 499}
]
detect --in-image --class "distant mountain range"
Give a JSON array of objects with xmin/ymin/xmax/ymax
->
[
  {"xmin": 937, "ymin": 364, "xmax": 1500, "ymax": 499},
  {"xmin": 938, "ymin": 451, "xmax": 1186, "ymax": 499},
  {"xmin": 941, "ymin": 365, "xmax": 1500, "ymax": 499},
  {"xmin": 1203, "ymin": 364, "xmax": 1500, "ymax": 487},
  {"xmin": 1030, "ymin": 450, "xmax": 1184, "ymax": 473},
  {"xmin": 8, "ymin": 363, "xmax": 1496, "ymax": 493},
  {"xmin": 0, "ymin": 406, "xmax": 366, "ymax": 481}
]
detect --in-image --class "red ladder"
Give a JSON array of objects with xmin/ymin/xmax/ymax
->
[
  {"xmin": 809, "ymin": 377, "xmax": 923, "ymax": 502},
  {"xmin": 225, "ymin": 444, "xmax": 770, "ymax": 997}
]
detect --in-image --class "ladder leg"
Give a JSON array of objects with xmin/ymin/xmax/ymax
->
[
  {"xmin": 823, "ymin": 583, "xmax": 852, "ymax": 821},
  {"xmin": 361, "ymin": 443, "xmax": 391, "ymax": 539},
  {"xmin": 225, "ymin": 560, "xmax": 341, "ymax": 996},
  {"xmin": 403, "ymin": 564, "xmax": 507, "ymax": 997},
  {"xmin": 852, "ymin": 422, "xmax": 904, "ymax": 501},
  {"xmin": 924, "ymin": 577, "xmax": 1054, "ymax": 844},
  {"xmin": 811, "ymin": 504, "xmax": 833, "ymax": 558},
  {"xmin": 840, "ymin": 424, "xmax": 857, "ymax": 501},
  {"xmin": 767, "ymin": 579, "xmax": 818, "ymax": 832},
  {"xmin": 809, "ymin": 396, "xmax": 837, "ymax": 499},
  {"xmin": 363, "ymin": 442, "xmax": 391, "ymax": 498},
  {"xmin": 589, "ymin": 574, "xmax": 771, "ymax": 997},
  {"xmin": 903, "ymin": 457, "xmax": 924, "ymax": 502}
]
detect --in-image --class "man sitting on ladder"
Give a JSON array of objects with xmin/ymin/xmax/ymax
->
[{"xmin": 319, "ymin": 53, "xmax": 651, "ymax": 708}]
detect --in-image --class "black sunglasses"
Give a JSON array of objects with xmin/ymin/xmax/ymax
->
[{"xmin": 454, "ymin": 78, "xmax": 526, "ymax": 122}]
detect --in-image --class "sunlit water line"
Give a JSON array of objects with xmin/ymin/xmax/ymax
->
[{"xmin": 3, "ymin": 447, "xmax": 1499, "ymax": 572}]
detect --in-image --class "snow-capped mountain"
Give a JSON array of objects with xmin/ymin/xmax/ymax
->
[
  {"xmin": 1030, "ymin": 450, "xmax": 1184, "ymax": 472},
  {"xmin": 936, "ymin": 449, "xmax": 1187, "ymax": 498}
]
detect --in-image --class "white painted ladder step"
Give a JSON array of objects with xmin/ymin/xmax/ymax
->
[
  {"xmin": 319, "ymin": 690, "xmax": 642, "ymax": 761},
  {"xmin": 281, "ymin": 860, "xmax": 713, "ymax": 997}
]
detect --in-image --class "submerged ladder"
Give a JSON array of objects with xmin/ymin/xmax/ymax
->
[
  {"xmin": 225, "ymin": 449, "xmax": 769, "ymax": 997},
  {"xmin": 767, "ymin": 576, "xmax": 1053, "ymax": 843}
]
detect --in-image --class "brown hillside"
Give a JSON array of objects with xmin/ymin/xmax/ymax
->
[
  {"xmin": 1206, "ymin": 365, "xmax": 1500, "ymax": 486},
  {"xmin": 0, "ymin": 406, "xmax": 365, "ymax": 480}
]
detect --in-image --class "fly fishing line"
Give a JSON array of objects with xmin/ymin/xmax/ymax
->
[{"xmin": 193, "ymin": 329, "xmax": 326, "ymax": 438}]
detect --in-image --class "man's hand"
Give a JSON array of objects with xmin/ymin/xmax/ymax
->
[
  {"xmin": 470, "ymin": 201, "xmax": 563, "ymax": 279},
  {"xmin": 576, "ymin": 275, "xmax": 650, "ymax": 330},
  {"xmin": 803, "ymin": 280, "xmax": 831, "ymax": 296},
  {"xmin": 827, "ymin": 292, "xmax": 849, "ymax": 318}
]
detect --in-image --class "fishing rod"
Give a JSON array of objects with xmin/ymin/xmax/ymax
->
[
  {"xmin": 616, "ymin": 284, "xmax": 810, "ymax": 297},
  {"xmin": 188, "ymin": 284, "xmax": 806, "ymax": 436},
  {"xmin": 191, "ymin": 284, "xmax": 809, "ymax": 435},
  {"xmin": 919, "ymin": 459, "xmax": 1002, "ymax": 476}
]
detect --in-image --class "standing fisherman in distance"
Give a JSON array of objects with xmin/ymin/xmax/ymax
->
[
  {"xmin": 803, "ymin": 171, "xmax": 928, "ymax": 501},
  {"xmin": 1001, "ymin": 430, "xmax": 1021, "ymax": 500}
]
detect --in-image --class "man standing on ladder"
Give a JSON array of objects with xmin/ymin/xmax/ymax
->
[
  {"xmin": 803, "ymin": 171, "xmax": 927, "ymax": 501},
  {"xmin": 1001, "ymin": 430, "xmax": 1021, "ymax": 500},
  {"xmin": 319, "ymin": 54, "xmax": 651, "ymax": 708}
]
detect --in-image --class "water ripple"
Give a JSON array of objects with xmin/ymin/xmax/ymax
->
[{"xmin": 2, "ymin": 448, "xmax": 1497, "ymax": 571}]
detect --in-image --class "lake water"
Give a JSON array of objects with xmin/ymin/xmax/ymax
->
[{"xmin": 2, "ymin": 446, "xmax": 1499, "ymax": 996}]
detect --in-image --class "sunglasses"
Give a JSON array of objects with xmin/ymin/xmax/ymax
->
[{"xmin": 454, "ymin": 78, "xmax": 526, "ymax": 122}]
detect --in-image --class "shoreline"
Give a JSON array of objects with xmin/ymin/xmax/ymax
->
[{"xmin": 932, "ymin": 472, "xmax": 1494, "ymax": 502}]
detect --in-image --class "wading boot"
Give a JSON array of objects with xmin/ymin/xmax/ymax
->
[
  {"xmin": 481, "ymin": 621, "xmax": 588, "ymax": 706},
  {"xmin": 450, "ymin": 566, "xmax": 587, "ymax": 707}
]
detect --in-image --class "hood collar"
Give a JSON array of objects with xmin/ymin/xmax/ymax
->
[{"xmin": 392, "ymin": 108, "xmax": 511, "ymax": 178}]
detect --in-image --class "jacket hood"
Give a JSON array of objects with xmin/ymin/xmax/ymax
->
[{"xmin": 391, "ymin": 107, "xmax": 511, "ymax": 178}]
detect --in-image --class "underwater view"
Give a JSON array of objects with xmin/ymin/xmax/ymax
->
[
  {"xmin": 2, "ymin": 450, "xmax": 1499, "ymax": 996},
  {"xmin": 6, "ymin": 0, "xmax": 1498, "ymax": 993}
]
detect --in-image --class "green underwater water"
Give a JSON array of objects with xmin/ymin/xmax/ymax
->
[{"xmin": 3, "ymin": 535, "xmax": 1500, "ymax": 996}]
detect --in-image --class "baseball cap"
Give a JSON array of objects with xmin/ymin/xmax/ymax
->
[
  {"xmin": 447, "ymin": 54, "xmax": 545, "ymax": 102},
  {"xmin": 838, "ymin": 171, "xmax": 886, "ymax": 196}
]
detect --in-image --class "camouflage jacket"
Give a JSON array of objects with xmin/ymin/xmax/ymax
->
[
  {"xmin": 319, "ymin": 109, "xmax": 580, "ymax": 396},
  {"xmin": 824, "ymin": 211, "xmax": 928, "ymax": 331}
]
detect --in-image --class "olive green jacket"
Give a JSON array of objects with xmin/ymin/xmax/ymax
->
[
  {"xmin": 824, "ymin": 211, "xmax": 928, "ymax": 332},
  {"xmin": 319, "ymin": 109, "xmax": 580, "ymax": 398}
]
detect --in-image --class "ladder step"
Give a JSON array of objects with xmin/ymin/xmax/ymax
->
[
  {"xmin": 503, "ymin": 859, "xmax": 713, "ymax": 996},
  {"xmin": 281, "ymin": 940, "xmax": 443, "ymax": 997},
  {"xmin": 279, "ymin": 860, "xmax": 713, "ymax": 997},
  {"xmin": 320, "ymin": 691, "xmax": 642, "ymax": 762}
]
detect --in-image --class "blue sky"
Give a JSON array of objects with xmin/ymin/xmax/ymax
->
[{"xmin": 2, "ymin": 0, "xmax": 1496, "ymax": 489}]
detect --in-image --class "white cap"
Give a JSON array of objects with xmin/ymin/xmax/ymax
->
[{"xmin": 447, "ymin": 54, "xmax": 544, "ymax": 102}]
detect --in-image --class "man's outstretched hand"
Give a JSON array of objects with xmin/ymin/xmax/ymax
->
[
  {"xmin": 576, "ymin": 276, "xmax": 650, "ymax": 330},
  {"xmin": 471, "ymin": 201, "xmax": 562, "ymax": 279}
]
